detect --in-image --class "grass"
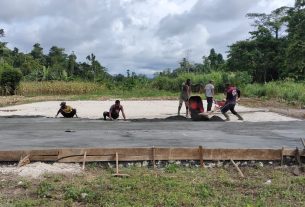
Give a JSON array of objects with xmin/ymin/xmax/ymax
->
[{"xmin": 0, "ymin": 165, "xmax": 304, "ymax": 206}]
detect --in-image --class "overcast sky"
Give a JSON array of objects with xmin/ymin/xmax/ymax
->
[{"xmin": 0, "ymin": 0, "xmax": 294, "ymax": 75}]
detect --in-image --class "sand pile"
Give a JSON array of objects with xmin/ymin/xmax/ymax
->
[{"xmin": 0, "ymin": 162, "xmax": 82, "ymax": 178}]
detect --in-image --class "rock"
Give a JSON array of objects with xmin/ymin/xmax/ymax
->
[
  {"xmin": 184, "ymin": 163, "xmax": 190, "ymax": 167},
  {"xmin": 264, "ymin": 180, "xmax": 272, "ymax": 185},
  {"xmin": 216, "ymin": 161, "xmax": 223, "ymax": 168},
  {"xmin": 81, "ymin": 193, "xmax": 88, "ymax": 199},
  {"xmin": 175, "ymin": 161, "xmax": 181, "ymax": 165},
  {"xmin": 127, "ymin": 163, "xmax": 134, "ymax": 167},
  {"xmin": 292, "ymin": 166, "xmax": 301, "ymax": 176},
  {"xmin": 142, "ymin": 161, "xmax": 148, "ymax": 167},
  {"xmin": 17, "ymin": 181, "xmax": 23, "ymax": 186},
  {"xmin": 241, "ymin": 162, "xmax": 248, "ymax": 167},
  {"xmin": 257, "ymin": 162, "xmax": 264, "ymax": 168},
  {"xmin": 268, "ymin": 161, "xmax": 273, "ymax": 165},
  {"xmin": 107, "ymin": 163, "xmax": 114, "ymax": 168},
  {"xmin": 135, "ymin": 162, "xmax": 142, "ymax": 168}
]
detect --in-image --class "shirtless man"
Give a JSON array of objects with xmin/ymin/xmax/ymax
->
[
  {"xmin": 178, "ymin": 79, "xmax": 191, "ymax": 117},
  {"xmin": 103, "ymin": 100, "xmax": 126, "ymax": 120}
]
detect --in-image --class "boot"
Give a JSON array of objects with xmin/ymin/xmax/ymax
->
[
  {"xmin": 235, "ymin": 113, "xmax": 243, "ymax": 120},
  {"xmin": 223, "ymin": 113, "xmax": 230, "ymax": 121},
  {"xmin": 178, "ymin": 106, "xmax": 181, "ymax": 116}
]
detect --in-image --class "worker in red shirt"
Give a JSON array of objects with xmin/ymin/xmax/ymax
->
[{"xmin": 221, "ymin": 83, "xmax": 243, "ymax": 121}]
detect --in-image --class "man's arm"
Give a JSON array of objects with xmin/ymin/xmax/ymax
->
[
  {"xmin": 55, "ymin": 109, "xmax": 61, "ymax": 117},
  {"xmin": 121, "ymin": 106, "xmax": 126, "ymax": 120}
]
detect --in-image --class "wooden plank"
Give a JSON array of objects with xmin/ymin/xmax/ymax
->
[{"xmin": 1, "ymin": 147, "xmax": 304, "ymax": 162}]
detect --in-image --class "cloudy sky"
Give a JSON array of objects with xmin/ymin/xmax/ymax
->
[{"xmin": 0, "ymin": 0, "xmax": 294, "ymax": 75}]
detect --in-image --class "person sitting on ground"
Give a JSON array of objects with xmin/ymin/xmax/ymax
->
[
  {"xmin": 55, "ymin": 102, "xmax": 78, "ymax": 118},
  {"xmin": 178, "ymin": 78, "xmax": 191, "ymax": 117},
  {"xmin": 221, "ymin": 83, "xmax": 243, "ymax": 121},
  {"xmin": 103, "ymin": 100, "xmax": 126, "ymax": 120}
]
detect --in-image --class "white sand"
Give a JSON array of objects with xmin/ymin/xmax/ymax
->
[
  {"xmin": 0, "ymin": 100, "xmax": 300, "ymax": 122},
  {"xmin": 0, "ymin": 162, "xmax": 82, "ymax": 178}
]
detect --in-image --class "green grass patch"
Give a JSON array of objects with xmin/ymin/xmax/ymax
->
[{"xmin": 1, "ymin": 166, "xmax": 304, "ymax": 206}]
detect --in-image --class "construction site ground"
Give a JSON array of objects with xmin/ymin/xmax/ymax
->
[{"xmin": 0, "ymin": 100, "xmax": 304, "ymax": 150}]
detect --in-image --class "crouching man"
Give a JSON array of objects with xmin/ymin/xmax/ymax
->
[
  {"xmin": 103, "ymin": 100, "xmax": 126, "ymax": 120},
  {"xmin": 55, "ymin": 102, "xmax": 78, "ymax": 118}
]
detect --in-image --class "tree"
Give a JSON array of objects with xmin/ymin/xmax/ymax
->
[
  {"xmin": 284, "ymin": 1, "xmax": 305, "ymax": 79},
  {"xmin": 67, "ymin": 52, "xmax": 77, "ymax": 77},
  {"xmin": 0, "ymin": 63, "xmax": 22, "ymax": 95},
  {"xmin": 0, "ymin": 29, "xmax": 4, "ymax": 38},
  {"xmin": 247, "ymin": 7, "xmax": 290, "ymax": 40}
]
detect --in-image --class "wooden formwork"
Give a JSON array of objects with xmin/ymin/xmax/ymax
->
[{"xmin": 0, "ymin": 147, "xmax": 304, "ymax": 163}]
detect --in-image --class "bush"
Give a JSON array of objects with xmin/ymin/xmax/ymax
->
[{"xmin": 0, "ymin": 64, "xmax": 22, "ymax": 95}]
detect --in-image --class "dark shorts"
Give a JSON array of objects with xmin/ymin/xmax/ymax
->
[
  {"xmin": 104, "ymin": 112, "xmax": 119, "ymax": 119},
  {"xmin": 61, "ymin": 109, "xmax": 77, "ymax": 118},
  {"xmin": 221, "ymin": 103, "xmax": 237, "ymax": 115}
]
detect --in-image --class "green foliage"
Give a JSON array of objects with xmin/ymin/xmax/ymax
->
[
  {"xmin": 165, "ymin": 163, "xmax": 179, "ymax": 173},
  {"xmin": 0, "ymin": 63, "xmax": 22, "ymax": 95},
  {"xmin": 243, "ymin": 81, "xmax": 305, "ymax": 104},
  {"xmin": 37, "ymin": 181, "xmax": 55, "ymax": 198}
]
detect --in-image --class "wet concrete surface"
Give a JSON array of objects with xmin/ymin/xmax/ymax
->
[{"xmin": 0, "ymin": 117, "xmax": 304, "ymax": 150}]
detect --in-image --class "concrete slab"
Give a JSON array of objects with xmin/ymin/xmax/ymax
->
[{"xmin": 0, "ymin": 117, "xmax": 304, "ymax": 150}]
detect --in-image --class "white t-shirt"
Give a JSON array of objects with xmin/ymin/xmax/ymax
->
[{"xmin": 205, "ymin": 83, "xmax": 214, "ymax": 97}]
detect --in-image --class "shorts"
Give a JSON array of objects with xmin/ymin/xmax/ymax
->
[
  {"xmin": 61, "ymin": 109, "xmax": 77, "ymax": 118},
  {"xmin": 179, "ymin": 94, "xmax": 189, "ymax": 104},
  {"xmin": 221, "ymin": 102, "xmax": 237, "ymax": 115}
]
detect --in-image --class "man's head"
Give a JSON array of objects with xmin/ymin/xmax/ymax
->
[
  {"xmin": 115, "ymin": 100, "xmax": 120, "ymax": 106},
  {"xmin": 60, "ymin": 102, "xmax": 66, "ymax": 107},
  {"xmin": 209, "ymin": 80, "xmax": 213, "ymax": 84},
  {"xmin": 186, "ymin": 79, "xmax": 191, "ymax": 86}
]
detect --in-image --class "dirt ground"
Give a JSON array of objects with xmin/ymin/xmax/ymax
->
[{"xmin": 0, "ymin": 99, "xmax": 301, "ymax": 122}]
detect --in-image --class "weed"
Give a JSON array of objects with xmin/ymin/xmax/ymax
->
[
  {"xmin": 37, "ymin": 181, "xmax": 55, "ymax": 198},
  {"xmin": 165, "ymin": 163, "xmax": 179, "ymax": 173}
]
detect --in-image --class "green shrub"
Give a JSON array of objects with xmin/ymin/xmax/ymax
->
[{"xmin": 0, "ymin": 64, "xmax": 22, "ymax": 95}]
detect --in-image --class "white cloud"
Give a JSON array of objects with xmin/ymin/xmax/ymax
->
[{"xmin": 0, "ymin": 0, "xmax": 294, "ymax": 75}]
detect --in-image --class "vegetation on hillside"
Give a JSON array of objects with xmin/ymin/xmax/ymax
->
[{"xmin": 0, "ymin": 0, "xmax": 304, "ymax": 105}]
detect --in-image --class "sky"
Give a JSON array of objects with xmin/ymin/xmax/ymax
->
[{"xmin": 0, "ymin": 0, "xmax": 294, "ymax": 75}]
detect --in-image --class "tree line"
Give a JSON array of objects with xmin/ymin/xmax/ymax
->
[
  {"xmin": 0, "ymin": 0, "xmax": 305, "ymax": 95},
  {"xmin": 158, "ymin": 0, "xmax": 305, "ymax": 84}
]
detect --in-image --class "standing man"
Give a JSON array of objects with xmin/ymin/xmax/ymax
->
[
  {"xmin": 221, "ymin": 83, "xmax": 243, "ymax": 121},
  {"xmin": 204, "ymin": 80, "xmax": 214, "ymax": 112},
  {"xmin": 103, "ymin": 100, "xmax": 126, "ymax": 120},
  {"xmin": 178, "ymin": 79, "xmax": 191, "ymax": 117}
]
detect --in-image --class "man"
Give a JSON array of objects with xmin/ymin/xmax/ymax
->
[
  {"xmin": 204, "ymin": 80, "xmax": 215, "ymax": 112},
  {"xmin": 103, "ymin": 100, "xmax": 126, "ymax": 120},
  {"xmin": 178, "ymin": 79, "xmax": 191, "ymax": 117},
  {"xmin": 55, "ymin": 102, "xmax": 78, "ymax": 118},
  {"xmin": 221, "ymin": 83, "xmax": 243, "ymax": 121}
]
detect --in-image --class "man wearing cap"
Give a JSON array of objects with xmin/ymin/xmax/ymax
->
[
  {"xmin": 55, "ymin": 102, "xmax": 78, "ymax": 118},
  {"xmin": 103, "ymin": 100, "xmax": 126, "ymax": 120}
]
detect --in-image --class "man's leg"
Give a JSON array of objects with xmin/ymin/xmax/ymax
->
[
  {"xmin": 230, "ymin": 105, "xmax": 243, "ymax": 120},
  {"xmin": 207, "ymin": 97, "xmax": 213, "ymax": 111},
  {"xmin": 103, "ymin": 111, "xmax": 109, "ymax": 120},
  {"xmin": 72, "ymin": 109, "xmax": 78, "ymax": 118},
  {"xmin": 221, "ymin": 103, "xmax": 231, "ymax": 121},
  {"xmin": 185, "ymin": 100, "xmax": 189, "ymax": 117},
  {"xmin": 178, "ymin": 98, "xmax": 183, "ymax": 116}
]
